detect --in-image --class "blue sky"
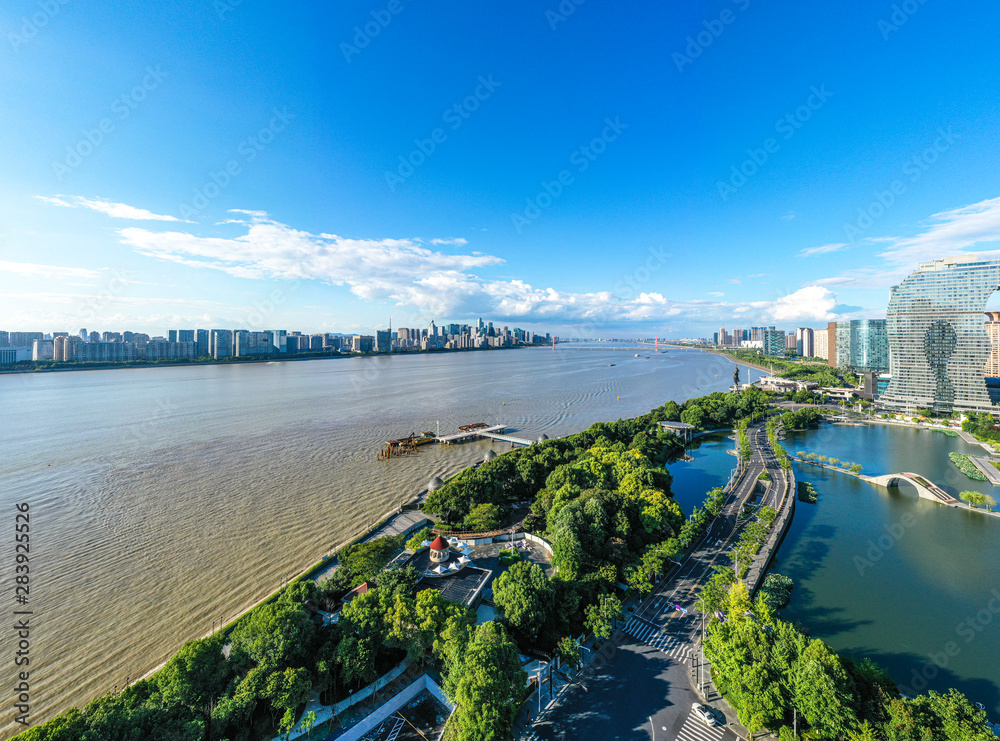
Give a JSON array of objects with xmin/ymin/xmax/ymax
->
[{"xmin": 2, "ymin": 0, "xmax": 1000, "ymax": 337}]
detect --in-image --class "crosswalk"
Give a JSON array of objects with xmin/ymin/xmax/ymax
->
[
  {"xmin": 674, "ymin": 710, "xmax": 727, "ymax": 741},
  {"xmin": 621, "ymin": 618, "xmax": 692, "ymax": 662}
]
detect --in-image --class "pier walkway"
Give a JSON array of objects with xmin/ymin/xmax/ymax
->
[{"xmin": 435, "ymin": 424, "xmax": 535, "ymax": 447}]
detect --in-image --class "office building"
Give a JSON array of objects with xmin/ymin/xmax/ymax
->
[
  {"xmin": 353, "ymin": 335, "xmax": 374, "ymax": 353},
  {"xmin": 376, "ymin": 329, "xmax": 392, "ymax": 353},
  {"xmin": 762, "ymin": 329, "xmax": 785, "ymax": 357},
  {"xmin": 880, "ymin": 255, "xmax": 1000, "ymax": 414},
  {"xmin": 828, "ymin": 320, "xmax": 889, "ymax": 374}
]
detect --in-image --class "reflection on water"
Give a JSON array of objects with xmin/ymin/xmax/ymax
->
[
  {"xmin": 669, "ymin": 421, "xmax": 1000, "ymax": 719},
  {"xmin": 0, "ymin": 344, "xmax": 758, "ymax": 737}
]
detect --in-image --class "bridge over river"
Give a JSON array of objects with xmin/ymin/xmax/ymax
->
[{"xmin": 861, "ymin": 472, "xmax": 959, "ymax": 504}]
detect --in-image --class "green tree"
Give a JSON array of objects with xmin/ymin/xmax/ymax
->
[
  {"xmin": 584, "ymin": 595, "xmax": 622, "ymax": 639},
  {"xmin": 405, "ymin": 527, "xmax": 434, "ymax": 551},
  {"xmin": 302, "ymin": 708, "xmax": 317, "ymax": 739},
  {"xmin": 373, "ymin": 565, "xmax": 420, "ymax": 598},
  {"xmin": 959, "ymin": 491, "xmax": 995, "ymax": 509},
  {"xmin": 445, "ymin": 621, "xmax": 527, "ymax": 741},
  {"xmin": 792, "ymin": 639, "xmax": 859, "ymax": 738},
  {"xmin": 463, "ymin": 502, "xmax": 502, "ymax": 532},
  {"xmin": 492, "ymin": 561, "xmax": 553, "ymax": 636},
  {"xmin": 155, "ymin": 635, "xmax": 231, "ymax": 724},
  {"xmin": 555, "ymin": 637, "xmax": 582, "ymax": 670},
  {"xmin": 230, "ymin": 601, "xmax": 316, "ymax": 672}
]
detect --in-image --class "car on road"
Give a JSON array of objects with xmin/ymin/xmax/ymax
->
[{"xmin": 692, "ymin": 703, "xmax": 725, "ymax": 727}]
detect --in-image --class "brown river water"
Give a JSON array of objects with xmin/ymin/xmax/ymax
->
[{"xmin": 0, "ymin": 343, "xmax": 756, "ymax": 737}]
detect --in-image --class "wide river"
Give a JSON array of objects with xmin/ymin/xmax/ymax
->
[
  {"xmin": 670, "ymin": 422, "xmax": 1000, "ymax": 720},
  {"xmin": 0, "ymin": 343, "xmax": 759, "ymax": 737}
]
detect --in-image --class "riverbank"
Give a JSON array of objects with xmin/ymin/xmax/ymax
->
[{"xmin": 0, "ymin": 342, "xmax": 537, "ymax": 375}]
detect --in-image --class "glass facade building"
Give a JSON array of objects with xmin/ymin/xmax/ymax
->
[{"xmin": 880, "ymin": 255, "xmax": 1000, "ymax": 414}]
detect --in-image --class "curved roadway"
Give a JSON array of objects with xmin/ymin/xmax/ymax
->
[{"xmin": 525, "ymin": 420, "xmax": 786, "ymax": 741}]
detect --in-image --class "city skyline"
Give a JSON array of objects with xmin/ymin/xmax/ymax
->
[{"xmin": 3, "ymin": 3, "xmax": 1000, "ymax": 336}]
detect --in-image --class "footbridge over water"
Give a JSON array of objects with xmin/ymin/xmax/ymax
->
[{"xmin": 861, "ymin": 472, "xmax": 958, "ymax": 504}]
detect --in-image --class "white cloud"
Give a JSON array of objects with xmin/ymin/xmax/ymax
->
[
  {"xmin": 0, "ymin": 260, "xmax": 100, "ymax": 281},
  {"xmin": 798, "ymin": 242, "xmax": 848, "ymax": 258},
  {"xmin": 707, "ymin": 291, "xmax": 724, "ymax": 297},
  {"xmin": 877, "ymin": 196, "xmax": 1000, "ymax": 264},
  {"xmin": 428, "ymin": 238, "xmax": 468, "ymax": 246},
  {"xmin": 37, "ymin": 195, "xmax": 187, "ymax": 222},
  {"xmin": 767, "ymin": 286, "xmax": 839, "ymax": 322},
  {"xmin": 114, "ymin": 211, "xmax": 855, "ymax": 329}
]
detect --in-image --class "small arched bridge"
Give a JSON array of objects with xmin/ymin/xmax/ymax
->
[{"xmin": 861, "ymin": 472, "xmax": 958, "ymax": 504}]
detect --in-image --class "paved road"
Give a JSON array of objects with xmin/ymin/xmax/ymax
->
[{"xmin": 526, "ymin": 421, "xmax": 782, "ymax": 740}]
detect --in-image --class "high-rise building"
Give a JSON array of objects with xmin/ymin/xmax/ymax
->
[
  {"xmin": 194, "ymin": 329, "xmax": 209, "ymax": 357},
  {"xmin": 89, "ymin": 331, "xmax": 101, "ymax": 343},
  {"xmin": 880, "ymin": 255, "xmax": 1000, "ymax": 414},
  {"xmin": 796, "ymin": 327, "xmax": 814, "ymax": 358},
  {"xmin": 763, "ymin": 329, "xmax": 785, "ymax": 357},
  {"xmin": 985, "ymin": 312, "xmax": 1000, "ymax": 378},
  {"xmin": 353, "ymin": 335, "xmax": 374, "ymax": 353},
  {"xmin": 53, "ymin": 336, "xmax": 74, "ymax": 361},
  {"xmin": 375, "ymin": 330, "xmax": 392, "ymax": 353},
  {"xmin": 79, "ymin": 328, "xmax": 87, "ymax": 341},
  {"xmin": 211, "ymin": 329, "xmax": 234, "ymax": 359},
  {"xmin": 32, "ymin": 339, "xmax": 54, "ymax": 361},
  {"xmin": 814, "ymin": 328, "xmax": 829, "ymax": 360},
  {"xmin": 168, "ymin": 330, "xmax": 178, "ymax": 343},
  {"xmin": 828, "ymin": 320, "xmax": 889, "ymax": 374},
  {"xmin": 785, "ymin": 333, "xmax": 797, "ymax": 351},
  {"xmin": 235, "ymin": 331, "xmax": 272, "ymax": 357},
  {"xmin": 0, "ymin": 331, "xmax": 8, "ymax": 347},
  {"xmin": 11, "ymin": 332, "xmax": 43, "ymax": 347}
]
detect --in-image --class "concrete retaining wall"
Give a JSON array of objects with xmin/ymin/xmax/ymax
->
[
  {"xmin": 746, "ymin": 465, "xmax": 796, "ymax": 597},
  {"xmin": 330, "ymin": 657, "xmax": 413, "ymax": 716}
]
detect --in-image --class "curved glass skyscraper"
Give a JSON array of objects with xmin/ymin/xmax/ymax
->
[{"xmin": 881, "ymin": 255, "xmax": 1000, "ymax": 414}]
